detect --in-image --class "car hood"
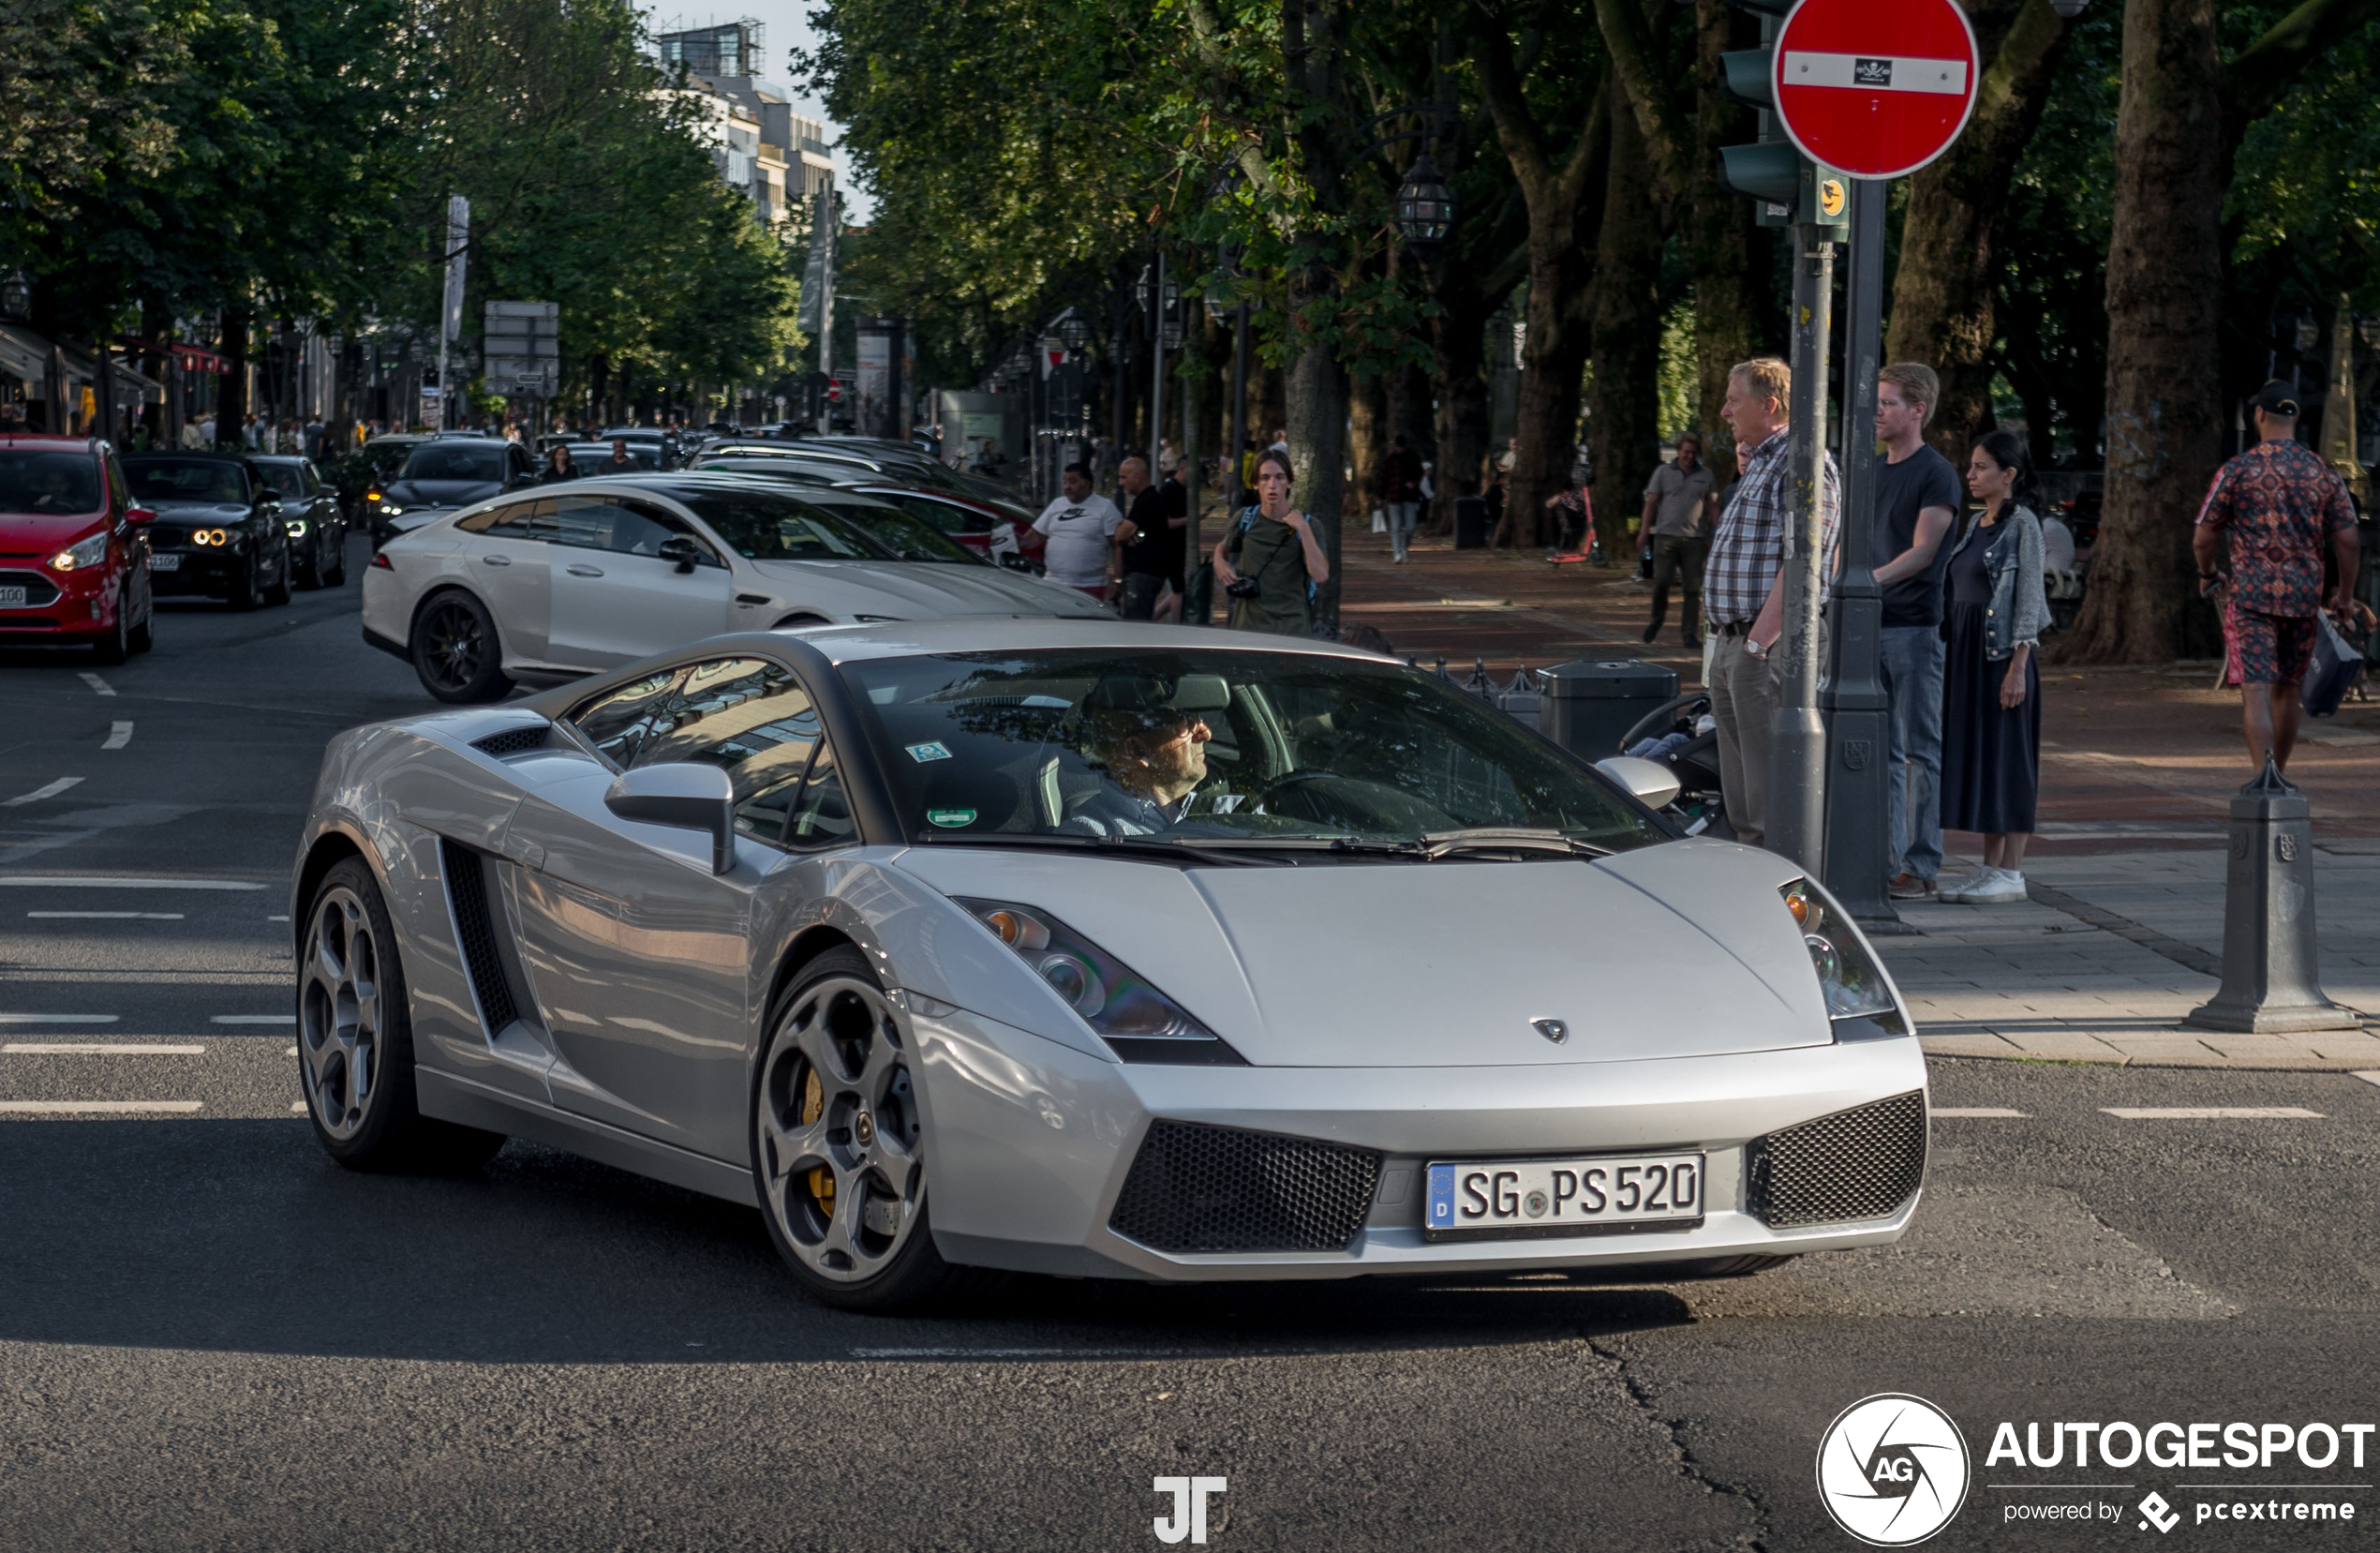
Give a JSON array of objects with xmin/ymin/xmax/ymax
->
[
  {"xmin": 0, "ymin": 513, "xmax": 108, "ymax": 551},
  {"xmin": 744, "ymin": 558, "xmax": 1112, "ymax": 620},
  {"xmin": 891, "ymin": 839, "xmax": 1837, "ymax": 1067},
  {"xmin": 386, "ymin": 478, "xmax": 498, "ymax": 507},
  {"xmin": 146, "ymin": 502, "xmax": 255, "ymax": 525}
]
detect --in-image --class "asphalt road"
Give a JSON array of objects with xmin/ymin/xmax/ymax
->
[{"xmin": 3, "ymin": 541, "xmax": 2377, "ymax": 1551}]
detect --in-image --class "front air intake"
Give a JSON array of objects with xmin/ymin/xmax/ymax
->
[
  {"xmin": 439, "ymin": 838, "xmax": 518, "ymax": 1035},
  {"xmin": 1108, "ymin": 1120, "xmax": 1383, "ymax": 1254},
  {"xmin": 1744, "ymin": 1091, "xmax": 1928, "ymax": 1229},
  {"xmin": 469, "ymin": 724, "xmax": 548, "ymax": 758}
]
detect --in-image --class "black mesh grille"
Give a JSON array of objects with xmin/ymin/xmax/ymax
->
[
  {"xmin": 1745, "ymin": 1091, "xmax": 1927, "ymax": 1229},
  {"xmin": 439, "ymin": 838, "xmax": 518, "ymax": 1034},
  {"xmin": 1108, "ymin": 1121, "xmax": 1382, "ymax": 1254},
  {"xmin": 469, "ymin": 724, "xmax": 548, "ymax": 757}
]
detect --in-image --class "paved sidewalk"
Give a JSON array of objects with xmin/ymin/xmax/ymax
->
[{"xmin": 1331, "ymin": 532, "xmax": 2380, "ymax": 1068}]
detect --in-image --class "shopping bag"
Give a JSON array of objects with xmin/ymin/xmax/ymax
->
[
  {"xmin": 1370, "ymin": 508, "xmax": 1386, "ymax": 533},
  {"xmin": 2301, "ymin": 611, "xmax": 2363, "ymax": 717}
]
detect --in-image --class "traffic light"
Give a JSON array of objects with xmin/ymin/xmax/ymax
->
[{"xmin": 1716, "ymin": 0, "xmax": 1848, "ymax": 234}]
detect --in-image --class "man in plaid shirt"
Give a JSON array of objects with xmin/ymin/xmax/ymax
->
[
  {"xmin": 1705, "ymin": 356, "xmax": 1841, "ymax": 848},
  {"xmin": 2194, "ymin": 378, "xmax": 2360, "ymax": 771}
]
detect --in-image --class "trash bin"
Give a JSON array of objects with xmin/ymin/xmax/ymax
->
[
  {"xmin": 1454, "ymin": 495, "xmax": 1490, "ymax": 549},
  {"xmin": 1537, "ymin": 658, "xmax": 1680, "ymax": 761}
]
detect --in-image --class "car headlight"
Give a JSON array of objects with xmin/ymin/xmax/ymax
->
[
  {"xmin": 1780, "ymin": 878, "xmax": 1907, "ymax": 1038},
  {"xmin": 955, "ymin": 897, "xmax": 1246, "ymax": 1065},
  {"xmin": 48, "ymin": 532, "xmax": 111, "ymax": 572},
  {"xmin": 286, "ymin": 519, "xmax": 308, "ymax": 537},
  {"xmin": 189, "ymin": 528, "xmax": 232, "ymax": 546},
  {"xmin": 379, "ymin": 504, "xmax": 403, "ymax": 517}
]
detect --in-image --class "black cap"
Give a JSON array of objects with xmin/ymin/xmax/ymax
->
[{"xmin": 2251, "ymin": 380, "xmax": 2301, "ymax": 417}]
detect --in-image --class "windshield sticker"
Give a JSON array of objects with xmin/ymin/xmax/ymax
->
[
  {"xmin": 905, "ymin": 741, "xmax": 952, "ymax": 763},
  {"xmin": 927, "ymin": 808, "xmax": 977, "ymax": 828}
]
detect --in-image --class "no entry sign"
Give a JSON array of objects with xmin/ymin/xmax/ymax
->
[{"xmin": 1772, "ymin": 0, "xmax": 1981, "ymax": 181}]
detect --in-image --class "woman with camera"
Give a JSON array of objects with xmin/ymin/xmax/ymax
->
[{"xmin": 1212, "ymin": 449, "xmax": 1331, "ymax": 635}]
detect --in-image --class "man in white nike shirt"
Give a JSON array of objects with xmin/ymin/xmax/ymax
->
[{"xmin": 1032, "ymin": 459, "xmax": 1125, "ymax": 602}]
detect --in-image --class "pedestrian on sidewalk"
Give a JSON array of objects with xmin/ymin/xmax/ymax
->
[
  {"xmin": 2194, "ymin": 379, "xmax": 2360, "ymax": 771},
  {"xmin": 1032, "ymin": 460, "xmax": 1126, "ymax": 603},
  {"xmin": 1543, "ymin": 470, "xmax": 1591, "ymax": 553},
  {"xmin": 1940, "ymin": 430, "xmax": 2050, "ymax": 905},
  {"xmin": 1705, "ymin": 357, "xmax": 1841, "ymax": 850},
  {"xmin": 1213, "ymin": 448, "xmax": 1329, "ymax": 636},
  {"xmin": 1381, "ymin": 434, "xmax": 1424, "ymax": 562},
  {"xmin": 1868, "ymin": 364, "xmax": 1964, "ymax": 901},
  {"xmin": 1639, "ymin": 433, "xmax": 1717, "ymax": 646},
  {"xmin": 1114, "ymin": 455, "xmax": 1185, "ymax": 620}
]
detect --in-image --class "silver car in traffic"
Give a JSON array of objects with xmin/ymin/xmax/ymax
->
[{"xmin": 290, "ymin": 621, "xmax": 1929, "ymax": 1310}]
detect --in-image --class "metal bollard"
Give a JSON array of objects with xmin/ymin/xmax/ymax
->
[{"xmin": 2183, "ymin": 757, "xmax": 2361, "ymax": 1032}]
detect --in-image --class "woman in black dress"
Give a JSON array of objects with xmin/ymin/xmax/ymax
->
[{"xmin": 1940, "ymin": 430, "xmax": 2050, "ymax": 905}]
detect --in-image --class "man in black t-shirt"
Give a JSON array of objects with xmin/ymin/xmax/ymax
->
[
  {"xmin": 1868, "ymin": 363, "xmax": 1965, "ymax": 900},
  {"xmin": 1115, "ymin": 456, "xmax": 1184, "ymax": 620}
]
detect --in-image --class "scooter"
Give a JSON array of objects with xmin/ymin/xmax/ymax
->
[{"xmin": 1614, "ymin": 692, "xmax": 1729, "ymax": 838}]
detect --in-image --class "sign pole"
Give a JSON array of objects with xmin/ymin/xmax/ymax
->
[
  {"xmin": 1821, "ymin": 179, "xmax": 1905, "ymax": 928},
  {"xmin": 1766, "ymin": 220, "xmax": 1833, "ymax": 874}
]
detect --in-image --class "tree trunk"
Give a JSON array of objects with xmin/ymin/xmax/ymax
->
[
  {"xmin": 1688, "ymin": 0, "xmax": 1763, "ymax": 481},
  {"xmin": 1883, "ymin": 0, "xmax": 2077, "ymax": 463},
  {"xmin": 218, "ymin": 301, "xmax": 249, "ymax": 447},
  {"xmin": 2061, "ymin": 0, "xmax": 2225, "ymax": 664},
  {"xmin": 1282, "ymin": 0, "xmax": 1349, "ymax": 634},
  {"xmin": 1347, "ymin": 370, "xmax": 1385, "ymax": 529},
  {"xmin": 1427, "ymin": 284, "xmax": 1495, "ymax": 534},
  {"xmin": 1589, "ymin": 97, "xmax": 1663, "ymax": 566}
]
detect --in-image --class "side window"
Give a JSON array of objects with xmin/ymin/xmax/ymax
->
[
  {"xmin": 105, "ymin": 453, "xmax": 129, "ymax": 520},
  {"xmin": 303, "ymin": 462, "xmax": 321, "ymax": 496},
  {"xmin": 785, "ymin": 748, "xmax": 855, "ymax": 850},
  {"xmin": 608, "ymin": 657, "xmax": 824, "ymax": 844},
  {"xmin": 549, "ymin": 492, "xmax": 618, "ymax": 550},
  {"xmin": 609, "ymin": 501, "xmax": 723, "ymax": 566},
  {"xmin": 456, "ymin": 497, "xmax": 551, "ymax": 537},
  {"xmin": 567, "ymin": 667, "xmax": 686, "ymax": 768}
]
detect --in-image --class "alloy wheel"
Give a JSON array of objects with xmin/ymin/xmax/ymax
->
[
  {"xmin": 756, "ymin": 975, "xmax": 925, "ymax": 1280},
  {"xmin": 299, "ymin": 884, "xmax": 383, "ymax": 1141},
  {"xmin": 418, "ymin": 600, "xmax": 488, "ymax": 694}
]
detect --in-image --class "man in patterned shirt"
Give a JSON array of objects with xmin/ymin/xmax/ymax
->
[
  {"xmin": 1704, "ymin": 356, "xmax": 1841, "ymax": 848},
  {"xmin": 2194, "ymin": 379, "xmax": 2360, "ymax": 771}
]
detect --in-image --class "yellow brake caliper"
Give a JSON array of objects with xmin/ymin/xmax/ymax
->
[{"xmin": 801, "ymin": 1066, "xmax": 835, "ymax": 1217}]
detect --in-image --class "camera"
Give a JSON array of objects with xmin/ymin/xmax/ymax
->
[{"xmin": 1225, "ymin": 575, "xmax": 1262, "ymax": 600}]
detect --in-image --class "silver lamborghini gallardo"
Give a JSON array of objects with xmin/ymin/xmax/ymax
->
[{"xmin": 290, "ymin": 620, "xmax": 1929, "ymax": 1310}]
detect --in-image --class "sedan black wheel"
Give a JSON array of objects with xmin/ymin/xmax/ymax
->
[
  {"xmin": 299, "ymin": 857, "xmax": 505, "ymax": 1172},
  {"xmin": 264, "ymin": 544, "xmax": 292, "ymax": 605},
  {"xmin": 320, "ymin": 528, "xmax": 347, "ymax": 587},
  {"xmin": 753, "ymin": 947, "xmax": 974, "ymax": 1312},
  {"xmin": 231, "ymin": 552, "xmax": 266, "ymax": 611},
  {"xmin": 88, "ymin": 595, "xmax": 129, "ymax": 665},
  {"xmin": 409, "ymin": 590, "xmax": 513, "ymax": 704}
]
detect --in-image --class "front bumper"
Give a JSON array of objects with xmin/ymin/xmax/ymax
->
[
  {"xmin": 0, "ymin": 565, "xmax": 112, "ymax": 641},
  {"xmin": 149, "ymin": 548, "xmax": 247, "ymax": 596},
  {"xmin": 911, "ymin": 1003, "xmax": 1930, "ymax": 1281}
]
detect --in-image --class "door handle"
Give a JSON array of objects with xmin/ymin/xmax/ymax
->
[
  {"xmin": 482, "ymin": 554, "xmax": 513, "ymax": 566},
  {"xmin": 566, "ymin": 564, "xmax": 604, "ymax": 577}
]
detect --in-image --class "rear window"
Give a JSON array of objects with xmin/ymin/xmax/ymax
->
[
  {"xmin": 125, "ymin": 458, "xmax": 247, "ymax": 504},
  {"xmin": 0, "ymin": 451, "xmax": 103, "ymax": 515},
  {"xmin": 399, "ymin": 444, "xmax": 508, "ymax": 483}
]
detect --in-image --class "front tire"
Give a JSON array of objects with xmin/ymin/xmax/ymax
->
[
  {"xmin": 89, "ymin": 596, "xmax": 129, "ymax": 665},
  {"xmin": 753, "ymin": 947, "xmax": 970, "ymax": 1312},
  {"xmin": 265, "ymin": 544, "xmax": 292, "ymax": 605},
  {"xmin": 409, "ymin": 590, "xmax": 513, "ymax": 704},
  {"xmin": 321, "ymin": 530, "xmax": 347, "ymax": 587},
  {"xmin": 298, "ymin": 858, "xmax": 505, "ymax": 1172}
]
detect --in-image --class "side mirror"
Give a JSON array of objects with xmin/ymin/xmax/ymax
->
[
  {"xmin": 1594, "ymin": 754, "xmax": 1683, "ymax": 812},
  {"xmin": 658, "ymin": 535, "xmax": 702, "ymax": 574},
  {"xmin": 603, "ymin": 761, "xmax": 736, "ymax": 873},
  {"xmin": 126, "ymin": 505, "xmax": 156, "ymax": 528}
]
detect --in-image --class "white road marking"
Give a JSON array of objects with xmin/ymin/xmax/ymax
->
[
  {"xmin": 101, "ymin": 721, "xmax": 133, "ymax": 751},
  {"xmin": 850, "ymin": 1347, "xmax": 1179, "ymax": 1359},
  {"xmin": 211, "ymin": 1014, "xmax": 294, "ymax": 1025},
  {"xmin": 268, "ymin": 914, "xmax": 290, "ymax": 922},
  {"xmin": 290, "ymin": 1101, "xmax": 308, "ymax": 1114},
  {"xmin": 78, "ymin": 672, "xmax": 115, "ymax": 697},
  {"xmin": 2352, "ymin": 1071, "xmax": 2380, "ymax": 1090},
  {"xmin": 1933, "ymin": 1107, "xmax": 2029, "ymax": 1117},
  {"xmin": 27, "ymin": 911, "xmax": 184, "ymax": 919},
  {"xmin": 2101, "ymin": 1107, "xmax": 2324, "ymax": 1120},
  {"xmin": 4, "ymin": 1042, "xmax": 206, "ymax": 1054},
  {"xmin": 0, "ymin": 1014, "xmax": 118, "ymax": 1025},
  {"xmin": 0, "ymin": 876, "xmax": 266, "ymax": 890},
  {"xmin": 286, "ymin": 1045, "xmax": 299, "ymax": 1056},
  {"xmin": 0, "ymin": 1100, "xmax": 201, "ymax": 1114},
  {"xmin": 3, "ymin": 777, "xmax": 83, "ymax": 807}
]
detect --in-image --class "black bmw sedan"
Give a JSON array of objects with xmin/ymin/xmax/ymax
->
[
  {"xmin": 121, "ymin": 453, "xmax": 292, "ymax": 610},
  {"xmin": 252, "ymin": 455, "xmax": 349, "ymax": 588}
]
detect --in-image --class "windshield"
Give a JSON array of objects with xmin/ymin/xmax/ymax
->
[
  {"xmin": 0, "ymin": 451, "xmax": 103, "ymax": 515},
  {"xmin": 125, "ymin": 458, "xmax": 246, "ymax": 504},
  {"xmin": 256, "ymin": 463, "xmax": 307, "ymax": 499},
  {"xmin": 844, "ymin": 650, "xmax": 1663, "ymax": 854},
  {"xmin": 810, "ymin": 498, "xmax": 984, "ymax": 563},
  {"xmin": 576, "ymin": 444, "xmax": 658, "ymax": 468},
  {"xmin": 674, "ymin": 486, "xmax": 905, "ymax": 562},
  {"xmin": 399, "ymin": 444, "xmax": 507, "ymax": 484}
]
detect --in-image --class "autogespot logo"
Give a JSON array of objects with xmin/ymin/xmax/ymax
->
[{"xmin": 1816, "ymin": 1394, "xmax": 1972, "ymax": 1546}]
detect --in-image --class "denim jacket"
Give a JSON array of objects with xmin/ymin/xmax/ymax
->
[{"xmin": 1947, "ymin": 502, "xmax": 2050, "ymax": 661}]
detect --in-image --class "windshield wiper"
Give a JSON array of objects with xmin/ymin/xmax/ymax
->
[
  {"xmin": 1418, "ymin": 828, "xmax": 1612, "ymax": 859},
  {"xmin": 910, "ymin": 831, "xmax": 1282, "ymax": 867}
]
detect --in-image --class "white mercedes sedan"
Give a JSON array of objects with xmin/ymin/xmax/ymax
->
[{"xmin": 362, "ymin": 474, "xmax": 1109, "ymax": 702}]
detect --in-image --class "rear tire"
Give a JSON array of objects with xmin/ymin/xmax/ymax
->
[
  {"xmin": 752, "ymin": 946, "xmax": 982, "ymax": 1312},
  {"xmin": 299, "ymin": 857, "xmax": 506, "ymax": 1172},
  {"xmin": 410, "ymin": 590, "xmax": 513, "ymax": 704}
]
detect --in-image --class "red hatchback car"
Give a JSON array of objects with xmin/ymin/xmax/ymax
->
[{"xmin": 0, "ymin": 435, "xmax": 156, "ymax": 663}]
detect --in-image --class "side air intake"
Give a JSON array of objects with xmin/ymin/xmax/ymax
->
[{"xmin": 439, "ymin": 838, "xmax": 519, "ymax": 1034}]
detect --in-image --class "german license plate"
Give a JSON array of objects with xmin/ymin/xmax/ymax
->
[
  {"xmin": 1424, "ymin": 1153, "xmax": 1704, "ymax": 1239},
  {"xmin": 0, "ymin": 586, "xmax": 24, "ymax": 606},
  {"xmin": 149, "ymin": 553, "xmax": 182, "ymax": 572}
]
